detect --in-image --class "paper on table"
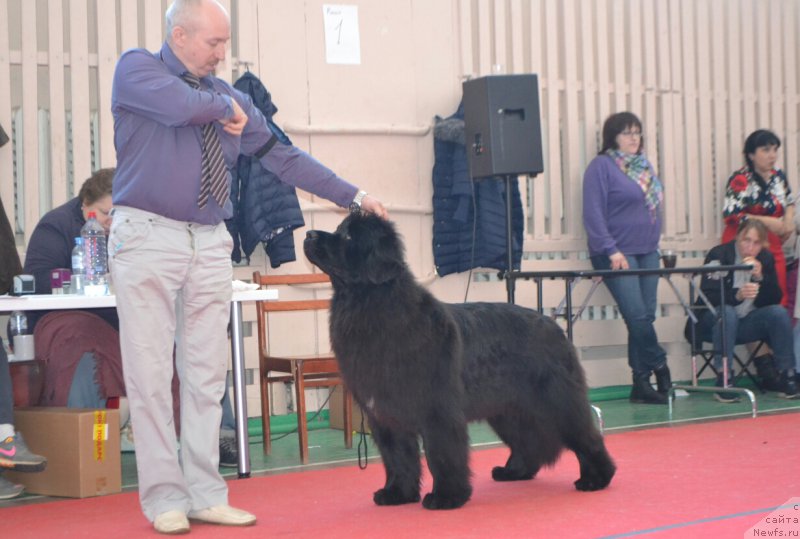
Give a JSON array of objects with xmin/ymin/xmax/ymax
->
[{"xmin": 232, "ymin": 279, "xmax": 259, "ymax": 291}]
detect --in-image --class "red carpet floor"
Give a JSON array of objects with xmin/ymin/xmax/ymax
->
[{"xmin": 5, "ymin": 413, "xmax": 800, "ymax": 538}]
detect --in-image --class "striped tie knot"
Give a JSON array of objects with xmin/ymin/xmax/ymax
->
[
  {"xmin": 180, "ymin": 72, "xmax": 229, "ymax": 208},
  {"xmin": 180, "ymin": 72, "xmax": 201, "ymax": 89}
]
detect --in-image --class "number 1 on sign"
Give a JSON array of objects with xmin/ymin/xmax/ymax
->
[
  {"xmin": 334, "ymin": 18, "xmax": 343, "ymax": 44},
  {"xmin": 323, "ymin": 4, "xmax": 361, "ymax": 65}
]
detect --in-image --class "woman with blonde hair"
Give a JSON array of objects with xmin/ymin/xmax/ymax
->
[{"xmin": 687, "ymin": 219, "xmax": 798, "ymax": 402}]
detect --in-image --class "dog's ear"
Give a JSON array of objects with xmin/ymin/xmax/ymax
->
[
  {"xmin": 349, "ymin": 214, "xmax": 406, "ymax": 285},
  {"xmin": 363, "ymin": 235, "xmax": 404, "ymax": 284}
]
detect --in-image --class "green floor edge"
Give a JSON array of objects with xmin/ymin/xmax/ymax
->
[{"xmin": 250, "ymin": 379, "xmax": 729, "ymax": 438}]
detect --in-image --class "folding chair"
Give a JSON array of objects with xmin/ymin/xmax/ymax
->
[
  {"xmin": 687, "ymin": 334, "xmax": 766, "ymax": 392},
  {"xmin": 670, "ymin": 268, "xmax": 761, "ymax": 419},
  {"xmin": 684, "ymin": 285, "xmax": 765, "ymax": 392}
]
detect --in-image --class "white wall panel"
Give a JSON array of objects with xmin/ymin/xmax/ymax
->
[{"xmin": 1, "ymin": 0, "xmax": 799, "ymax": 395}]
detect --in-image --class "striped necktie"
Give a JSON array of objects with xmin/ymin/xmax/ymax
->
[{"xmin": 180, "ymin": 72, "xmax": 229, "ymax": 208}]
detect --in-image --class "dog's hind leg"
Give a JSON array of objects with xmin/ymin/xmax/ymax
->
[
  {"xmin": 568, "ymin": 434, "xmax": 616, "ymax": 491},
  {"xmin": 419, "ymin": 416, "xmax": 472, "ymax": 510},
  {"xmin": 488, "ymin": 413, "xmax": 560, "ymax": 481},
  {"xmin": 559, "ymin": 407, "xmax": 616, "ymax": 491},
  {"xmin": 370, "ymin": 423, "xmax": 422, "ymax": 506}
]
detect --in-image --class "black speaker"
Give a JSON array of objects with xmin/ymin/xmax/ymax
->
[{"xmin": 462, "ymin": 74, "xmax": 544, "ymax": 179}]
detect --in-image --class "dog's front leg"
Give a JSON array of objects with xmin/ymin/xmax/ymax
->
[
  {"xmin": 370, "ymin": 422, "xmax": 422, "ymax": 506},
  {"xmin": 420, "ymin": 415, "xmax": 472, "ymax": 509}
]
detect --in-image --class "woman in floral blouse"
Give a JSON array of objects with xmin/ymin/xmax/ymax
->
[{"xmin": 722, "ymin": 129, "xmax": 795, "ymax": 306}]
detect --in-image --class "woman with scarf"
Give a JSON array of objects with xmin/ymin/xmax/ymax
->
[
  {"xmin": 583, "ymin": 112, "xmax": 670, "ymax": 405},
  {"xmin": 722, "ymin": 130, "xmax": 794, "ymax": 306}
]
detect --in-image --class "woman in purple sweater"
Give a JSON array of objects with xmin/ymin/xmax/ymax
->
[{"xmin": 582, "ymin": 112, "xmax": 670, "ymax": 405}]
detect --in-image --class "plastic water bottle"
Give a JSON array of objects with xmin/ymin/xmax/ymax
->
[
  {"xmin": 81, "ymin": 211, "xmax": 108, "ymax": 296},
  {"xmin": 71, "ymin": 237, "xmax": 85, "ymax": 276},
  {"xmin": 7, "ymin": 310, "xmax": 28, "ymax": 355},
  {"xmin": 7, "ymin": 311, "xmax": 27, "ymax": 338}
]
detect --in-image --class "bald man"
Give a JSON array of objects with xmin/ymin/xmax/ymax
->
[{"xmin": 111, "ymin": 0, "xmax": 387, "ymax": 533}]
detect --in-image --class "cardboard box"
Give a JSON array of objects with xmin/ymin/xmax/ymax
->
[
  {"xmin": 328, "ymin": 387, "xmax": 370, "ymax": 434},
  {"xmin": 7, "ymin": 407, "xmax": 121, "ymax": 498}
]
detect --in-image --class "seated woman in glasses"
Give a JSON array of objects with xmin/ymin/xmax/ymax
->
[
  {"xmin": 685, "ymin": 219, "xmax": 798, "ymax": 402},
  {"xmin": 21, "ymin": 168, "xmax": 241, "ymax": 466},
  {"xmin": 20, "ymin": 168, "xmax": 121, "ymax": 409}
]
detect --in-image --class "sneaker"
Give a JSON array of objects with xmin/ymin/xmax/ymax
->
[
  {"xmin": 120, "ymin": 423, "xmax": 135, "ymax": 453},
  {"xmin": 188, "ymin": 504, "xmax": 256, "ymax": 526},
  {"xmin": 714, "ymin": 375, "xmax": 741, "ymax": 404},
  {"xmin": 219, "ymin": 436, "xmax": 238, "ymax": 468},
  {"xmin": 0, "ymin": 433, "xmax": 47, "ymax": 472},
  {"xmin": 0, "ymin": 474, "xmax": 24, "ymax": 500},
  {"xmin": 778, "ymin": 371, "xmax": 800, "ymax": 399}
]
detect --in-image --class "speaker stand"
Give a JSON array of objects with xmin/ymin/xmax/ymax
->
[
  {"xmin": 501, "ymin": 173, "xmax": 538, "ymax": 303},
  {"xmin": 503, "ymin": 174, "xmax": 517, "ymax": 303}
]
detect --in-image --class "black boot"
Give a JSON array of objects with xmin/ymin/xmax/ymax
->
[
  {"xmin": 754, "ymin": 354, "xmax": 782, "ymax": 391},
  {"xmin": 654, "ymin": 364, "xmax": 672, "ymax": 395},
  {"xmin": 630, "ymin": 373, "xmax": 667, "ymax": 405}
]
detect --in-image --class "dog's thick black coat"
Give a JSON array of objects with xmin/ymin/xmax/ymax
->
[{"xmin": 304, "ymin": 213, "xmax": 615, "ymax": 510}]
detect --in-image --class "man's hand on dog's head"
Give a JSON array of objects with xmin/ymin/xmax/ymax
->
[{"xmin": 361, "ymin": 195, "xmax": 389, "ymax": 219}]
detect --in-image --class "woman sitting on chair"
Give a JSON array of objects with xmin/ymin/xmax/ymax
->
[{"xmin": 686, "ymin": 219, "xmax": 798, "ymax": 402}]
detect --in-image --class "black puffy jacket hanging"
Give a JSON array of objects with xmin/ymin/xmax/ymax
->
[
  {"xmin": 431, "ymin": 103, "xmax": 523, "ymax": 277},
  {"xmin": 227, "ymin": 72, "xmax": 305, "ymax": 267}
]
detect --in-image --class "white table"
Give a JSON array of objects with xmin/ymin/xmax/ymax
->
[{"xmin": 0, "ymin": 287, "xmax": 277, "ymax": 478}]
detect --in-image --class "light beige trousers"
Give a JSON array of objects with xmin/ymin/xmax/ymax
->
[{"xmin": 109, "ymin": 206, "xmax": 233, "ymax": 521}]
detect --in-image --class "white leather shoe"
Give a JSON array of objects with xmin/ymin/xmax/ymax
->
[
  {"xmin": 189, "ymin": 504, "xmax": 256, "ymax": 526},
  {"xmin": 153, "ymin": 510, "xmax": 190, "ymax": 535}
]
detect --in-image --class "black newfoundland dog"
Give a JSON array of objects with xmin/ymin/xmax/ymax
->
[{"xmin": 303, "ymin": 212, "xmax": 615, "ymax": 510}]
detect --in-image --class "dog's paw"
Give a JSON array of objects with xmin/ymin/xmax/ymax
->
[
  {"xmin": 574, "ymin": 473, "xmax": 612, "ymax": 491},
  {"xmin": 373, "ymin": 487, "xmax": 420, "ymax": 506},
  {"xmin": 491, "ymin": 465, "xmax": 536, "ymax": 482},
  {"xmin": 421, "ymin": 490, "xmax": 471, "ymax": 510}
]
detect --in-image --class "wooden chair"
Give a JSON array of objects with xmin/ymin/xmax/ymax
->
[{"xmin": 252, "ymin": 271, "xmax": 353, "ymax": 464}]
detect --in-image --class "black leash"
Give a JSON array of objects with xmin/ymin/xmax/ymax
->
[{"xmin": 357, "ymin": 414, "xmax": 369, "ymax": 469}]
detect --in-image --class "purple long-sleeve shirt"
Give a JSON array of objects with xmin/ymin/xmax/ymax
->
[
  {"xmin": 582, "ymin": 154, "xmax": 662, "ymax": 257},
  {"xmin": 111, "ymin": 43, "xmax": 357, "ymax": 225}
]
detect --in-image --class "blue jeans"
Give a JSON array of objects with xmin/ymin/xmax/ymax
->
[
  {"xmin": 591, "ymin": 251, "xmax": 667, "ymax": 376},
  {"xmin": 60, "ymin": 352, "xmax": 238, "ymax": 433},
  {"xmin": 793, "ymin": 323, "xmax": 800, "ymax": 372},
  {"xmin": 66, "ymin": 352, "xmax": 104, "ymax": 409},
  {"xmin": 697, "ymin": 304, "xmax": 794, "ymax": 372},
  {"xmin": 220, "ymin": 372, "xmax": 235, "ymax": 436}
]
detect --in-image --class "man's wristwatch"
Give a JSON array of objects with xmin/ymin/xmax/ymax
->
[{"xmin": 349, "ymin": 190, "xmax": 367, "ymax": 212}]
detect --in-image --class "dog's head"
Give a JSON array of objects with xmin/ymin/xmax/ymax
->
[{"xmin": 304, "ymin": 212, "xmax": 406, "ymax": 285}]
